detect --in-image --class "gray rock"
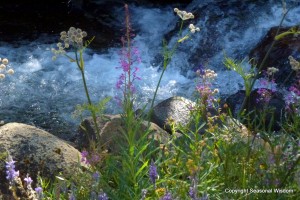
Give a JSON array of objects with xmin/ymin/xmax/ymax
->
[
  {"xmin": 0, "ymin": 123, "xmax": 84, "ymax": 192},
  {"xmin": 151, "ymin": 96, "xmax": 196, "ymax": 132},
  {"xmin": 77, "ymin": 114, "xmax": 172, "ymax": 154}
]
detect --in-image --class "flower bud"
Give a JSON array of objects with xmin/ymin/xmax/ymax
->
[
  {"xmin": 0, "ymin": 64, "xmax": 6, "ymax": 70},
  {"xmin": 7, "ymin": 69, "xmax": 14, "ymax": 75},
  {"xmin": 2, "ymin": 58, "xmax": 8, "ymax": 65}
]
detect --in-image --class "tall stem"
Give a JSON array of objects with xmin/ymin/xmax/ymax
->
[
  {"xmin": 75, "ymin": 51, "xmax": 100, "ymax": 142},
  {"xmin": 238, "ymin": 10, "xmax": 290, "ymax": 117},
  {"xmin": 149, "ymin": 21, "xmax": 184, "ymax": 115}
]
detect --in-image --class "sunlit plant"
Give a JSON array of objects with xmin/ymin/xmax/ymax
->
[{"xmin": 51, "ymin": 27, "xmax": 104, "ymax": 144}]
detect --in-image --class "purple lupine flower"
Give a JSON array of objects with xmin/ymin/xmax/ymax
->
[
  {"xmin": 24, "ymin": 174, "xmax": 33, "ymax": 188},
  {"xmin": 35, "ymin": 186, "xmax": 43, "ymax": 199},
  {"xmin": 69, "ymin": 193, "xmax": 76, "ymax": 200},
  {"xmin": 91, "ymin": 153, "xmax": 100, "ymax": 164},
  {"xmin": 93, "ymin": 171, "xmax": 100, "ymax": 183},
  {"xmin": 98, "ymin": 192, "xmax": 108, "ymax": 200},
  {"xmin": 160, "ymin": 192, "xmax": 172, "ymax": 200},
  {"xmin": 149, "ymin": 160, "xmax": 158, "ymax": 185},
  {"xmin": 5, "ymin": 156, "xmax": 19, "ymax": 183},
  {"xmin": 81, "ymin": 150, "xmax": 89, "ymax": 164},
  {"xmin": 189, "ymin": 186, "xmax": 197, "ymax": 199}
]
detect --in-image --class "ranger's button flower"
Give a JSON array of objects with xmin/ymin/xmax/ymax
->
[
  {"xmin": 189, "ymin": 24, "xmax": 200, "ymax": 33},
  {"xmin": 2, "ymin": 58, "xmax": 9, "ymax": 65},
  {"xmin": 267, "ymin": 67, "xmax": 279, "ymax": 76},
  {"xmin": 52, "ymin": 27, "xmax": 88, "ymax": 60},
  {"xmin": 288, "ymin": 56, "xmax": 300, "ymax": 71},
  {"xmin": 7, "ymin": 69, "xmax": 14, "ymax": 75},
  {"xmin": 0, "ymin": 57, "xmax": 14, "ymax": 79},
  {"xmin": 174, "ymin": 8, "xmax": 194, "ymax": 20},
  {"xmin": 0, "ymin": 64, "xmax": 6, "ymax": 70}
]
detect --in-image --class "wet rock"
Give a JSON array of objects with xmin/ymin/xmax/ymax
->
[
  {"xmin": 225, "ymin": 89, "xmax": 286, "ymax": 131},
  {"xmin": 151, "ymin": 96, "xmax": 195, "ymax": 132},
  {"xmin": 0, "ymin": 123, "xmax": 84, "ymax": 194},
  {"xmin": 249, "ymin": 26, "xmax": 300, "ymax": 86}
]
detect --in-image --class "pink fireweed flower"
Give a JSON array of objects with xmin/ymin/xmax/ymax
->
[{"xmin": 115, "ymin": 4, "xmax": 141, "ymax": 105}]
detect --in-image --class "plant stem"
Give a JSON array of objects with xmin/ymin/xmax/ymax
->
[
  {"xmin": 238, "ymin": 9, "xmax": 290, "ymax": 117},
  {"xmin": 75, "ymin": 51, "xmax": 100, "ymax": 143}
]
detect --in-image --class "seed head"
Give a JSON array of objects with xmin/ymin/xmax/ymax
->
[
  {"xmin": 267, "ymin": 67, "xmax": 279, "ymax": 76},
  {"xmin": 174, "ymin": 8, "xmax": 194, "ymax": 20},
  {"xmin": 289, "ymin": 56, "xmax": 300, "ymax": 71},
  {"xmin": 2, "ymin": 58, "xmax": 8, "ymax": 65},
  {"xmin": 7, "ymin": 69, "xmax": 14, "ymax": 75}
]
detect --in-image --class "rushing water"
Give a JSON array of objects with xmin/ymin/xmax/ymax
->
[{"xmin": 0, "ymin": 0, "xmax": 299, "ymax": 138}]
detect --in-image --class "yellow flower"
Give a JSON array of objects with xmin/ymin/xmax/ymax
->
[{"xmin": 155, "ymin": 187, "xmax": 166, "ymax": 197}]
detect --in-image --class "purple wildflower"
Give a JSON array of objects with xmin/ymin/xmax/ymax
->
[
  {"xmin": 256, "ymin": 88, "xmax": 272, "ymax": 104},
  {"xmin": 35, "ymin": 186, "xmax": 43, "ymax": 199},
  {"xmin": 160, "ymin": 192, "xmax": 172, "ymax": 200},
  {"xmin": 115, "ymin": 4, "xmax": 141, "ymax": 106},
  {"xmin": 69, "ymin": 193, "xmax": 76, "ymax": 200},
  {"xmin": 81, "ymin": 150, "xmax": 89, "ymax": 164},
  {"xmin": 91, "ymin": 153, "xmax": 100, "ymax": 164},
  {"xmin": 24, "ymin": 174, "xmax": 33, "ymax": 189},
  {"xmin": 93, "ymin": 171, "xmax": 100, "ymax": 183},
  {"xmin": 5, "ymin": 156, "xmax": 19, "ymax": 184},
  {"xmin": 98, "ymin": 192, "xmax": 108, "ymax": 200},
  {"xmin": 189, "ymin": 186, "xmax": 196, "ymax": 199},
  {"xmin": 195, "ymin": 64, "xmax": 205, "ymax": 76},
  {"xmin": 149, "ymin": 160, "xmax": 158, "ymax": 185}
]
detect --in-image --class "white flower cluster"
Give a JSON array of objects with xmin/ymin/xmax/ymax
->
[
  {"xmin": 288, "ymin": 56, "xmax": 300, "ymax": 71},
  {"xmin": 204, "ymin": 69, "xmax": 217, "ymax": 80},
  {"xmin": 0, "ymin": 58, "xmax": 14, "ymax": 79},
  {"xmin": 174, "ymin": 8, "xmax": 194, "ymax": 20},
  {"xmin": 52, "ymin": 27, "xmax": 88, "ymax": 60},
  {"xmin": 189, "ymin": 24, "xmax": 200, "ymax": 33},
  {"xmin": 266, "ymin": 67, "xmax": 279, "ymax": 76}
]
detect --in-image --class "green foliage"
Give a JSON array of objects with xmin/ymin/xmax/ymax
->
[{"xmin": 223, "ymin": 56, "xmax": 255, "ymax": 97}]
